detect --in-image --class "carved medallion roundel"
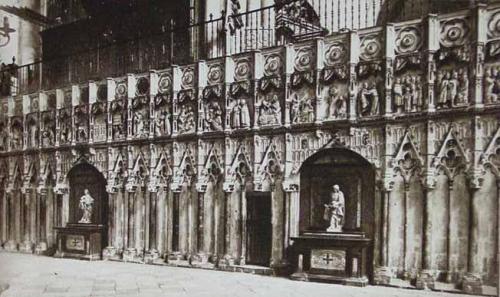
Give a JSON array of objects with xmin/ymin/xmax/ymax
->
[
  {"xmin": 440, "ymin": 19, "xmax": 469, "ymax": 47},
  {"xmin": 181, "ymin": 68, "xmax": 195, "ymax": 88},
  {"xmin": 395, "ymin": 27, "xmax": 422, "ymax": 54},
  {"xmin": 158, "ymin": 73, "xmax": 172, "ymax": 94},
  {"xmin": 488, "ymin": 10, "xmax": 500, "ymax": 38},
  {"xmin": 235, "ymin": 59, "xmax": 251, "ymax": 81},
  {"xmin": 360, "ymin": 35, "xmax": 381, "ymax": 61},
  {"xmin": 295, "ymin": 47, "xmax": 313, "ymax": 72},
  {"xmin": 264, "ymin": 54, "xmax": 282, "ymax": 76},
  {"xmin": 325, "ymin": 42, "xmax": 346, "ymax": 66}
]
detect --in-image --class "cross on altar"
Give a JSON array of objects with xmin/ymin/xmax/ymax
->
[
  {"xmin": 70, "ymin": 238, "xmax": 81, "ymax": 248},
  {"xmin": 322, "ymin": 253, "xmax": 334, "ymax": 264}
]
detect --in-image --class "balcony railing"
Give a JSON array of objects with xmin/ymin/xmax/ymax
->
[{"xmin": 1, "ymin": 0, "xmax": 438, "ymax": 98}]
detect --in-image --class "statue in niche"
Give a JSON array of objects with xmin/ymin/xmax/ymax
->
[
  {"xmin": 112, "ymin": 112, "xmax": 124, "ymax": 139},
  {"xmin": 447, "ymin": 71, "xmax": 459, "ymax": 104},
  {"xmin": 154, "ymin": 110, "xmax": 171, "ymax": 136},
  {"xmin": 0, "ymin": 124, "xmax": 6, "ymax": 150},
  {"xmin": 358, "ymin": 82, "xmax": 379, "ymax": 116},
  {"xmin": 393, "ymin": 77, "xmax": 404, "ymax": 113},
  {"xmin": 257, "ymin": 94, "xmax": 281, "ymax": 126},
  {"xmin": 231, "ymin": 99, "xmax": 251, "ymax": 129},
  {"xmin": 78, "ymin": 189, "xmax": 94, "ymax": 224},
  {"xmin": 133, "ymin": 110, "xmax": 146, "ymax": 137},
  {"xmin": 60, "ymin": 119, "xmax": 71, "ymax": 144},
  {"xmin": 323, "ymin": 185, "xmax": 345, "ymax": 232},
  {"xmin": 327, "ymin": 86, "xmax": 346, "ymax": 119},
  {"xmin": 204, "ymin": 101, "xmax": 223, "ymax": 131},
  {"xmin": 412, "ymin": 76, "xmax": 423, "ymax": 111},
  {"xmin": 484, "ymin": 67, "xmax": 497, "ymax": 103},
  {"xmin": 290, "ymin": 93, "xmax": 314, "ymax": 123},
  {"xmin": 290, "ymin": 93, "xmax": 300, "ymax": 123},
  {"xmin": 178, "ymin": 105, "xmax": 195, "ymax": 133},
  {"xmin": 437, "ymin": 71, "xmax": 450, "ymax": 108},
  {"xmin": 12, "ymin": 126, "xmax": 22, "ymax": 149},
  {"xmin": 29, "ymin": 122, "xmax": 38, "ymax": 147}
]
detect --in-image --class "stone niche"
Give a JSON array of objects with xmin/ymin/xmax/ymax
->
[
  {"xmin": 290, "ymin": 146, "xmax": 374, "ymax": 286},
  {"xmin": 54, "ymin": 159, "xmax": 108, "ymax": 260}
]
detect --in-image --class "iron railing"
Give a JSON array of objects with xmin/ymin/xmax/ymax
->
[{"xmin": 0, "ymin": 0, "xmax": 447, "ymax": 97}]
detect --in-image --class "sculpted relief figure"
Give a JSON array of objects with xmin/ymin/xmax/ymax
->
[
  {"xmin": 290, "ymin": 93, "xmax": 314, "ymax": 124},
  {"xmin": 327, "ymin": 86, "xmax": 346, "ymax": 119},
  {"xmin": 257, "ymin": 94, "xmax": 281, "ymax": 126},
  {"xmin": 75, "ymin": 112, "xmax": 88, "ymax": 142},
  {"xmin": 231, "ymin": 98, "xmax": 251, "ymax": 129},
  {"xmin": 78, "ymin": 189, "xmax": 94, "ymax": 224},
  {"xmin": 393, "ymin": 75, "xmax": 423, "ymax": 113},
  {"xmin": 154, "ymin": 110, "xmax": 171, "ymax": 136},
  {"xmin": 437, "ymin": 69, "xmax": 468, "ymax": 108},
  {"xmin": 204, "ymin": 101, "xmax": 223, "ymax": 131},
  {"xmin": 358, "ymin": 82, "xmax": 379, "ymax": 116},
  {"xmin": 323, "ymin": 185, "xmax": 345, "ymax": 232},
  {"xmin": 484, "ymin": 67, "xmax": 498, "ymax": 104},
  {"xmin": 29, "ymin": 122, "xmax": 38, "ymax": 148},
  {"xmin": 42, "ymin": 124, "xmax": 55, "ymax": 147},
  {"xmin": 178, "ymin": 105, "xmax": 196, "ymax": 133}
]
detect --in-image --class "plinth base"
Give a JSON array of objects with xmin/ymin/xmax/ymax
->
[
  {"xmin": 54, "ymin": 223, "xmax": 105, "ymax": 261},
  {"xmin": 416, "ymin": 270, "xmax": 436, "ymax": 290},
  {"xmin": 4, "ymin": 240, "xmax": 17, "ymax": 251},
  {"xmin": 291, "ymin": 271, "xmax": 369, "ymax": 287},
  {"xmin": 461, "ymin": 273, "xmax": 483, "ymax": 295},
  {"xmin": 19, "ymin": 241, "xmax": 34, "ymax": 253}
]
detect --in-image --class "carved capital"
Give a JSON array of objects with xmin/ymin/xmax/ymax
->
[
  {"xmin": 195, "ymin": 182, "xmax": 207, "ymax": 193},
  {"xmin": 282, "ymin": 180, "xmax": 299, "ymax": 192},
  {"xmin": 222, "ymin": 182, "xmax": 234, "ymax": 193}
]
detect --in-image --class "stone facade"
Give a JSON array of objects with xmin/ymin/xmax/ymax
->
[{"xmin": 0, "ymin": 2, "xmax": 499, "ymax": 294}]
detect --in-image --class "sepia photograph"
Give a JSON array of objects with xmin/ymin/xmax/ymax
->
[{"xmin": 0, "ymin": 0, "xmax": 499, "ymax": 296}]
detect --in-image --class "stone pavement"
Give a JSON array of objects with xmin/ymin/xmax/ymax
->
[{"xmin": 0, "ymin": 253, "xmax": 483, "ymax": 297}]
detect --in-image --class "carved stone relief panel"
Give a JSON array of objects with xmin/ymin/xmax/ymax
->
[
  {"xmin": 89, "ymin": 148, "xmax": 108, "ymax": 177},
  {"xmin": 392, "ymin": 71, "xmax": 424, "ymax": 114},
  {"xmin": 149, "ymin": 143, "xmax": 173, "ymax": 190},
  {"xmin": 483, "ymin": 63, "xmax": 500, "ymax": 105},
  {"xmin": 153, "ymin": 72, "xmax": 173, "ymax": 137},
  {"xmin": 234, "ymin": 56, "xmax": 253, "ymax": 82},
  {"xmin": 172, "ymin": 141, "xmax": 197, "ymax": 190},
  {"xmin": 58, "ymin": 107, "xmax": 72, "ymax": 145},
  {"xmin": 107, "ymin": 147, "xmax": 128, "ymax": 193},
  {"xmin": 254, "ymin": 135, "xmax": 285, "ymax": 191},
  {"xmin": 228, "ymin": 80, "xmax": 253, "ymax": 130},
  {"xmin": 175, "ymin": 66, "xmax": 197, "ymax": 135},
  {"xmin": 74, "ymin": 104, "xmax": 89, "ymax": 143},
  {"xmin": 126, "ymin": 145, "xmax": 150, "ymax": 190},
  {"xmin": 347, "ymin": 127, "xmax": 384, "ymax": 168},
  {"xmin": 357, "ymin": 72, "xmax": 382, "ymax": 118},
  {"xmin": 90, "ymin": 101, "xmax": 107, "ymax": 143},
  {"xmin": 224, "ymin": 137, "xmax": 253, "ymax": 192},
  {"xmin": 39, "ymin": 152, "xmax": 56, "ymax": 188},
  {"xmin": 197, "ymin": 140, "xmax": 224, "ymax": 191},
  {"xmin": 25, "ymin": 112, "xmax": 38, "ymax": 149},
  {"xmin": 435, "ymin": 65, "xmax": 469, "ymax": 109},
  {"xmin": 481, "ymin": 125, "xmax": 500, "ymax": 175},
  {"xmin": 41, "ymin": 110, "xmax": 55, "ymax": 147},
  {"xmin": 286, "ymin": 131, "xmax": 334, "ymax": 179},
  {"xmin": 10, "ymin": 116, "xmax": 23, "ymax": 150},
  {"xmin": 131, "ymin": 76, "xmax": 151, "ymax": 139},
  {"xmin": 110, "ymin": 98, "xmax": 127, "ymax": 141},
  {"xmin": 289, "ymin": 45, "xmax": 316, "ymax": 125},
  {"xmin": 202, "ymin": 85, "xmax": 224, "ymax": 132},
  {"xmin": 256, "ymin": 50, "xmax": 285, "ymax": 128}
]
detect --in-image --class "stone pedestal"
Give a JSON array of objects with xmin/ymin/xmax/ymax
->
[
  {"xmin": 102, "ymin": 246, "xmax": 119, "ymax": 260},
  {"xmin": 373, "ymin": 266, "xmax": 393, "ymax": 285},
  {"xmin": 34, "ymin": 242, "xmax": 48, "ymax": 254},
  {"xmin": 122, "ymin": 247, "xmax": 139, "ymax": 262},
  {"xmin": 4, "ymin": 240, "xmax": 17, "ymax": 251},
  {"xmin": 144, "ymin": 249, "xmax": 160, "ymax": 264},
  {"xmin": 290, "ymin": 232, "xmax": 371, "ymax": 287},
  {"xmin": 54, "ymin": 223, "xmax": 105, "ymax": 260},
  {"xmin": 415, "ymin": 270, "xmax": 436, "ymax": 290},
  {"xmin": 19, "ymin": 240, "xmax": 34, "ymax": 253},
  {"xmin": 461, "ymin": 273, "xmax": 483, "ymax": 295}
]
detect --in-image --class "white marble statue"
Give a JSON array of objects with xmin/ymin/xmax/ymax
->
[
  {"xmin": 323, "ymin": 184, "xmax": 345, "ymax": 232},
  {"xmin": 78, "ymin": 189, "xmax": 94, "ymax": 224}
]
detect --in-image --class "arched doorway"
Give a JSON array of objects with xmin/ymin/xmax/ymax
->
[
  {"xmin": 54, "ymin": 160, "xmax": 108, "ymax": 260},
  {"xmin": 291, "ymin": 146, "xmax": 375, "ymax": 285}
]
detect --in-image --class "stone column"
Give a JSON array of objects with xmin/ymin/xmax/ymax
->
[
  {"xmin": 35, "ymin": 189, "xmax": 47, "ymax": 254},
  {"xmin": 374, "ymin": 189, "xmax": 392, "ymax": 285},
  {"xmin": 240, "ymin": 186, "xmax": 247, "ymax": 265},
  {"xmin": 123, "ymin": 191, "xmax": 136, "ymax": 261},
  {"xmin": 270, "ymin": 179, "xmax": 286, "ymax": 271},
  {"xmin": 0, "ymin": 186, "xmax": 7, "ymax": 246},
  {"xmin": 134, "ymin": 189, "xmax": 145, "ymax": 259},
  {"xmin": 200, "ymin": 181, "xmax": 215, "ymax": 263},
  {"xmin": 189, "ymin": 184, "xmax": 199, "ymax": 259},
  {"xmin": 178, "ymin": 182, "xmax": 190, "ymax": 259},
  {"xmin": 214, "ymin": 181, "xmax": 225, "ymax": 263},
  {"xmin": 46, "ymin": 188, "xmax": 55, "ymax": 250},
  {"xmin": 103, "ymin": 191, "xmax": 119, "ymax": 260},
  {"xmin": 144, "ymin": 190, "xmax": 160, "ymax": 263},
  {"xmin": 19, "ymin": 190, "xmax": 33, "ymax": 253},
  {"xmin": 416, "ymin": 186, "xmax": 435, "ymax": 289},
  {"xmin": 225, "ymin": 182, "xmax": 242, "ymax": 265},
  {"xmin": 4, "ymin": 192, "xmax": 17, "ymax": 251},
  {"xmin": 164, "ymin": 188, "xmax": 174, "ymax": 260}
]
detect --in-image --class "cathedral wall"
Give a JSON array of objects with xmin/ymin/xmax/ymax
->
[{"xmin": 0, "ymin": 2, "xmax": 500, "ymax": 291}]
